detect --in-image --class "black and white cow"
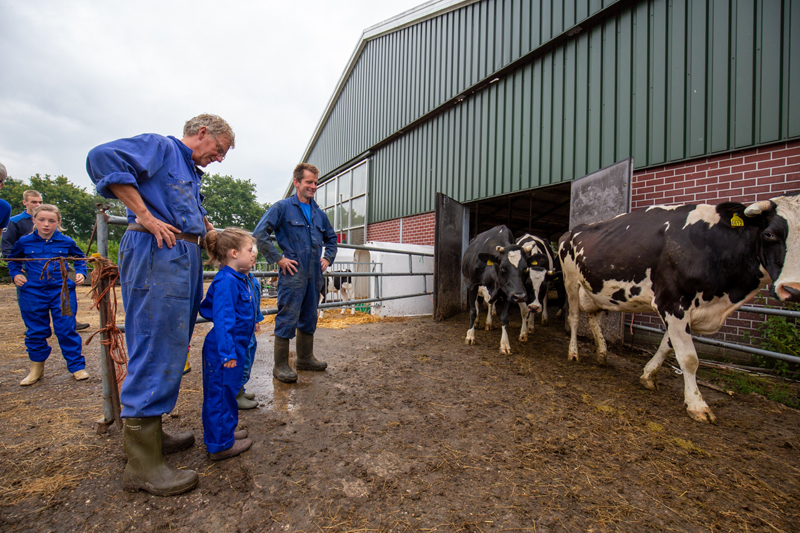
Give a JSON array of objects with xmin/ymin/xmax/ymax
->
[
  {"xmin": 463, "ymin": 225, "xmax": 531, "ymax": 354},
  {"xmin": 516, "ymin": 234, "xmax": 559, "ymax": 340},
  {"xmin": 318, "ymin": 270, "xmax": 354, "ymax": 318},
  {"xmin": 558, "ymin": 194, "xmax": 800, "ymax": 422}
]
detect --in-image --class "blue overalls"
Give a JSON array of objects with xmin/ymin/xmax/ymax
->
[
  {"xmin": 199, "ymin": 266, "xmax": 256, "ymax": 454},
  {"xmin": 87, "ymin": 134, "xmax": 206, "ymax": 418},
  {"xmin": 253, "ymin": 195, "xmax": 337, "ymax": 339},
  {"xmin": 241, "ymin": 272, "xmax": 264, "ymax": 389},
  {"xmin": 7, "ymin": 230, "xmax": 87, "ymax": 372}
]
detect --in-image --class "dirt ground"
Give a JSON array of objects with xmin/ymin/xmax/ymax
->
[{"xmin": 1, "ymin": 283, "xmax": 800, "ymax": 533}]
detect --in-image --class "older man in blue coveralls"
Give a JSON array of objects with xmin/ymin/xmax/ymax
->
[
  {"xmin": 86, "ymin": 114, "xmax": 234, "ymax": 497},
  {"xmin": 254, "ymin": 163, "xmax": 337, "ymax": 383}
]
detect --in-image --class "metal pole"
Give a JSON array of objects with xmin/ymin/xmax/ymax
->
[
  {"xmin": 97, "ymin": 212, "xmax": 109, "ymax": 258},
  {"xmin": 95, "ymin": 212, "xmax": 122, "ymax": 434},
  {"xmin": 628, "ymin": 322, "xmax": 800, "ymax": 365}
]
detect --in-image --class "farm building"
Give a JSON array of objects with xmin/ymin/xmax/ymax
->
[{"xmin": 296, "ymin": 0, "xmax": 800, "ymax": 345}]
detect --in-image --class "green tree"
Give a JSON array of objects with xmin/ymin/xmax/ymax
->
[
  {"xmin": 0, "ymin": 174, "xmax": 100, "ymax": 240},
  {"xmin": 201, "ymin": 173, "xmax": 269, "ymax": 231},
  {"xmin": 0, "ymin": 177, "xmax": 28, "ymax": 214}
]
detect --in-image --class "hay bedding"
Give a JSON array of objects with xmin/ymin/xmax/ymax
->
[
  {"xmin": 0, "ymin": 283, "xmax": 799, "ymax": 532},
  {"xmin": 259, "ymin": 297, "xmax": 393, "ymax": 329}
]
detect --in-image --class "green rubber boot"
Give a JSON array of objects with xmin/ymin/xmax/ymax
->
[
  {"xmin": 273, "ymin": 336, "xmax": 297, "ymax": 383},
  {"xmin": 122, "ymin": 417, "xmax": 199, "ymax": 496},
  {"xmin": 236, "ymin": 387, "xmax": 258, "ymax": 410},
  {"xmin": 296, "ymin": 330, "xmax": 327, "ymax": 371},
  {"xmin": 161, "ymin": 423, "xmax": 196, "ymax": 454}
]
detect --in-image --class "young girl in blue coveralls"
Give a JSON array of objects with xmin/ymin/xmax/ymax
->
[
  {"xmin": 8, "ymin": 204, "xmax": 89, "ymax": 386},
  {"xmin": 200, "ymin": 228, "xmax": 257, "ymax": 461}
]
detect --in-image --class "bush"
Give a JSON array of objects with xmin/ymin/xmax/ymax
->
[{"xmin": 755, "ymin": 303, "xmax": 800, "ymax": 377}]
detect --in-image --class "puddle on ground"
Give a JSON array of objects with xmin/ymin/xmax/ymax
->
[{"xmin": 244, "ymin": 331, "xmax": 314, "ymax": 412}]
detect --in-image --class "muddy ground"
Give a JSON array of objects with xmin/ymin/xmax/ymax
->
[{"xmin": 1, "ymin": 283, "xmax": 800, "ymax": 533}]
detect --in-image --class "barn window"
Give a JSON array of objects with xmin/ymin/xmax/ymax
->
[{"xmin": 320, "ymin": 160, "xmax": 369, "ymax": 245}]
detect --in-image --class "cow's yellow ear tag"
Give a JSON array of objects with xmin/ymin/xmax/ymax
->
[
  {"xmin": 486, "ymin": 260, "xmax": 494, "ymax": 266},
  {"xmin": 731, "ymin": 213, "xmax": 744, "ymax": 227},
  {"xmin": 532, "ymin": 261, "xmax": 538, "ymax": 266}
]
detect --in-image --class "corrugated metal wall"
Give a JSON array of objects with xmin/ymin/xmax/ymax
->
[
  {"xmin": 308, "ymin": 0, "xmax": 800, "ymax": 224},
  {"xmin": 308, "ymin": 0, "xmax": 622, "ymax": 175}
]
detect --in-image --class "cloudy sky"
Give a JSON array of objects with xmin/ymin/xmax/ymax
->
[{"xmin": 0, "ymin": 0, "xmax": 424, "ymax": 205}]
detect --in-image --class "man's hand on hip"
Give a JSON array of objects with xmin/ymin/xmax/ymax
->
[
  {"xmin": 136, "ymin": 215, "xmax": 180, "ymax": 249},
  {"xmin": 278, "ymin": 256, "xmax": 298, "ymax": 275},
  {"xmin": 321, "ymin": 258, "xmax": 331, "ymax": 272}
]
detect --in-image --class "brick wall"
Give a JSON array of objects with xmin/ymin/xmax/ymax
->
[
  {"xmin": 367, "ymin": 212, "xmax": 435, "ymax": 246},
  {"xmin": 632, "ymin": 139, "xmax": 800, "ymax": 208},
  {"xmin": 631, "ymin": 139, "xmax": 800, "ymax": 350}
]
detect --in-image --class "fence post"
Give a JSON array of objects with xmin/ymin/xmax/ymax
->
[{"xmin": 95, "ymin": 211, "xmax": 122, "ymax": 434}]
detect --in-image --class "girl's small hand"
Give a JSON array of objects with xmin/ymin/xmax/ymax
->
[
  {"xmin": 13, "ymin": 275, "xmax": 27, "ymax": 287},
  {"xmin": 223, "ymin": 359, "xmax": 237, "ymax": 368},
  {"xmin": 75, "ymin": 274, "xmax": 85, "ymax": 285},
  {"xmin": 255, "ymin": 323, "xmax": 261, "ymax": 333}
]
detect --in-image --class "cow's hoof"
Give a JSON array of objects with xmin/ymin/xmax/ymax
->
[
  {"xmin": 687, "ymin": 406, "xmax": 716, "ymax": 424},
  {"xmin": 541, "ymin": 318, "xmax": 549, "ymax": 327},
  {"xmin": 465, "ymin": 338, "xmax": 475, "ymax": 346},
  {"xmin": 640, "ymin": 376, "xmax": 658, "ymax": 391},
  {"xmin": 519, "ymin": 334, "xmax": 528, "ymax": 342},
  {"xmin": 567, "ymin": 354, "xmax": 579, "ymax": 362},
  {"xmin": 596, "ymin": 353, "xmax": 608, "ymax": 366},
  {"xmin": 501, "ymin": 348, "xmax": 512, "ymax": 355}
]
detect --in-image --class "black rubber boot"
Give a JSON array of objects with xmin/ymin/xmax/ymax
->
[
  {"xmin": 295, "ymin": 330, "xmax": 327, "ymax": 371},
  {"xmin": 273, "ymin": 336, "xmax": 297, "ymax": 383},
  {"xmin": 161, "ymin": 423, "xmax": 196, "ymax": 454},
  {"xmin": 122, "ymin": 417, "xmax": 199, "ymax": 496},
  {"xmin": 236, "ymin": 387, "xmax": 258, "ymax": 410}
]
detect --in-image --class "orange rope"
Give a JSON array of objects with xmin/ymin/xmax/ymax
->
[
  {"xmin": 6, "ymin": 256, "xmax": 87, "ymax": 317},
  {"xmin": 5, "ymin": 255, "xmax": 128, "ymax": 392},
  {"xmin": 84, "ymin": 257, "xmax": 128, "ymax": 390}
]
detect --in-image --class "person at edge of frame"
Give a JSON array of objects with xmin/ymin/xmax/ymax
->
[
  {"xmin": 253, "ymin": 163, "xmax": 337, "ymax": 384},
  {"xmin": 85, "ymin": 114, "xmax": 234, "ymax": 497},
  {"xmin": 0, "ymin": 162, "xmax": 11, "ymax": 230}
]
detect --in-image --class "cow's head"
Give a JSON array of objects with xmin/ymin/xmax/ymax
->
[
  {"xmin": 744, "ymin": 194, "xmax": 800, "ymax": 302},
  {"xmin": 525, "ymin": 252, "xmax": 556, "ymax": 313},
  {"xmin": 478, "ymin": 245, "xmax": 529, "ymax": 303}
]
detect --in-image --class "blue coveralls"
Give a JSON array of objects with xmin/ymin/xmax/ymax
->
[
  {"xmin": 241, "ymin": 272, "xmax": 264, "ymax": 389},
  {"xmin": 0, "ymin": 198, "xmax": 10, "ymax": 230},
  {"xmin": 199, "ymin": 266, "xmax": 256, "ymax": 453},
  {"xmin": 87, "ymin": 134, "xmax": 206, "ymax": 418},
  {"xmin": 7, "ymin": 230, "xmax": 87, "ymax": 372},
  {"xmin": 253, "ymin": 195, "xmax": 337, "ymax": 339}
]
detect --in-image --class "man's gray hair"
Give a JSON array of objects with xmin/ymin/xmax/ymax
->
[
  {"xmin": 183, "ymin": 114, "xmax": 236, "ymax": 148},
  {"xmin": 0, "ymin": 162, "xmax": 6, "ymax": 182}
]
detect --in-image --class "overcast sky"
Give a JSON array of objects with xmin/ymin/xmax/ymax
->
[{"xmin": 0, "ymin": 0, "xmax": 424, "ymax": 205}]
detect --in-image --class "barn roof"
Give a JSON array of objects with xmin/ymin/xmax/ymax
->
[{"xmin": 300, "ymin": 0, "xmax": 479, "ymax": 165}]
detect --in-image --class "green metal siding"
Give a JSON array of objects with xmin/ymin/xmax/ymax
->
[
  {"xmin": 308, "ymin": 0, "xmax": 620, "ymax": 174},
  {"xmin": 306, "ymin": 0, "xmax": 800, "ymax": 224}
]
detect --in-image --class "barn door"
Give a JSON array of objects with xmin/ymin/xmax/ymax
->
[
  {"xmin": 568, "ymin": 157, "xmax": 634, "ymax": 344},
  {"xmin": 434, "ymin": 192, "xmax": 469, "ymax": 321}
]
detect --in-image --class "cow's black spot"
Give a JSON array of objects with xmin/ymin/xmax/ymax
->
[
  {"xmin": 667, "ymin": 339, "xmax": 673, "ymax": 349},
  {"xmin": 629, "ymin": 286, "xmax": 641, "ymax": 297},
  {"xmin": 694, "ymin": 298, "xmax": 700, "ymax": 307},
  {"xmin": 685, "ymin": 324, "xmax": 691, "ymax": 334},
  {"xmin": 611, "ymin": 289, "xmax": 627, "ymax": 302}
]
